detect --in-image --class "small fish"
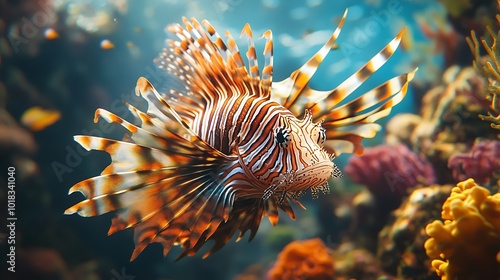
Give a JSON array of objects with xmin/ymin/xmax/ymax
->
[
  {"xmin": 65, "ymin": 9, "xmax": 416, "ymax": 260},
  {"xmin": 127, "ymin": 41, "xmax": 141, "ymax": 58},
  {"xmin": 21, "ymin": 106, "xmax": 61, "ymax": 131},
  {"xmin": 100, "ymin": 39, "xmax": 115, "ymax": 50},
  {"xmin": 44, "ymin": 28, "xmax": 59, "ymax": 40}
]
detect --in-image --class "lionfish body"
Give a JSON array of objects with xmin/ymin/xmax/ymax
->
[{"xmin": 66, "ymin": 9, "xmax": 416, "ymax": 260}]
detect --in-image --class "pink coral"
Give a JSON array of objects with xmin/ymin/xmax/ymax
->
[
  {"xmin": 448, "ymin": 140, "xmax": 500, "ymax": 184},
  {"xmin": 345, "ymin": 144, "xmax": 436, "ymax": 198}
]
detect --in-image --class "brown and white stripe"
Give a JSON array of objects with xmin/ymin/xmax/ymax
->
[{"xmin": 65, "ymin": 9, "xmax": 416, "ymax": 261}]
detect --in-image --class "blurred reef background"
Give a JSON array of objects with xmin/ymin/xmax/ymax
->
[{"xmin": 1, "ymin": 0, "xmax": 500, "ymax": 279}]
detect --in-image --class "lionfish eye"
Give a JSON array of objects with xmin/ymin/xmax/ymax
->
[
  {"xmin": 317, "ymin": 127, "xmax": 326, "ymax": 145},
  {"xmin": 275, "ymin": 127, "xmax": 291, "ymax": 148}
]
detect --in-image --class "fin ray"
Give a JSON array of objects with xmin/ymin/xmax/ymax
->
[{"xmin": 276, "ymin": 9, "xmax": 348, "ymax": 108}]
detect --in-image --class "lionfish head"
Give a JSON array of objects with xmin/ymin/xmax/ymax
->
[{"xmin": 259, "ymin": 110, "xmax": 341, "ymax": 200}]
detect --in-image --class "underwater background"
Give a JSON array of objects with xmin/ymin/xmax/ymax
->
[{"xmin": 2, "ymin": 0, "xmax": 500, "ymax": 279}]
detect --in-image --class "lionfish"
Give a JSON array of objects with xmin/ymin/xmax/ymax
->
[{"xmin": 65, "ymin": 9, "xmax": 416, "ymax": 260}]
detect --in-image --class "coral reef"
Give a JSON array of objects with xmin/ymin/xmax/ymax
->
[
  {"xmin": 385, "ymin": 113, "xmax": 422, "ymax": 148},
  {"xmin": 266, "ymin": 238, "xmax": 334, "ymax": 280},
  {"xmin": 316, "ymin": 190, "xmax": 355, "ymax": 250},
  {"xmin": 425, "ymin": 178, "xmax": 500, "ymax": 280},
  {"xmin": 377, "ymin": 184, "xmax": 452, "ymax": 279},
  {"xmin": 345, "ymin": 145, "xmax": 436, "ymax": 252},
  {"xmin": 0, "ymin": 82, "xmax": 38, "ymax": 182},
  {"xmin": 266, "ymin": 238, "xmax": 392, "ymax": 280},
  {"xmin": 333, "ymin": 242, "xmax": 391, "ymax": 280},
  {"xmin": 440, "ymin": 0, "xmax": 499, "ymax": 37},
  {"xmin": 345, "ymin": 144, "xmax": 436, "ymax": 199},
  {"xmin": 386, "ymin": 65, "xmax": 494, "ymax": 183},
  {"xmin": 467, "ymin": 6, "xmax": 500, "ymax": 129},
  {"xmin": 448, "ymin": 139, "xmax": 500, "ymax": 184},
  {"xmin": 348, "ymin": 190, "xmax": 383, "ymax": 252},
  {"xmin": 234, "ymin": 264, "xmax": 265, "ymax": 280},
  {"xmin": 387, "ymin": 66, "xmax": 489, "ymax": 152}
]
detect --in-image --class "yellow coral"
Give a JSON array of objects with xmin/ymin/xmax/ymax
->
[{"xmin": 424, "ymin": 178, "xmax": 500, "ymax": 279}]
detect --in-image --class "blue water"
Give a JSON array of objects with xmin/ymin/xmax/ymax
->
[{"xmin": 97, "ymin": 0, "xmax": 441, "ymax": 113}]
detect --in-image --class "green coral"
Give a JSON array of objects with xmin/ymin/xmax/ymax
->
[{"xmin": 467, "ymin": 13, "xmax": 500, "ymax": 129}]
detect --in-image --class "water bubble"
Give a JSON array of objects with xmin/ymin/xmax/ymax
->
[
  {"xmin": 347, "ymin": 5, "xmax": 364, "ymax": 21},
  {"xmin": 290, "ymin": 7, "xmax": 308, "ymax": 20},
  {"xmin": 306, "ymin": 0, "xmax": 322, "ymax": 7}
]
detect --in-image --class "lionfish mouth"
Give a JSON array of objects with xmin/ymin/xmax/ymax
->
[
  {"xmin": 296, "ymin": 161, "xmax": 335, "ymax": 186},
  {"xmin": 261, "ymin": 161, "xmax": 336, "ymax": 200}
]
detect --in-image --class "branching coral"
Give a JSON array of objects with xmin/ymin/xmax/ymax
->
[
  {"xmin": 467, "ymin": 9, "xmax": 500, "ymax": 129},
  {"xmin": 424, "ymin": 178, "xmax": 500, "ymax": 280},
  {"xmin": 448, "ymin": 140, "xmax": 500, "ymax": 184},
  {"xmin": 266, "ymin": 238, "xmax": 334, "ymax": 280}
]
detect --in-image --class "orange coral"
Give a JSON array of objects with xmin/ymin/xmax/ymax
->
[
  {"xmin": 267, "ymin": 238, "xmax": 334, "ymax": 280},
  {"xmin": 424, "ymin": 178, "xmax": 500, "ymax": 280}
]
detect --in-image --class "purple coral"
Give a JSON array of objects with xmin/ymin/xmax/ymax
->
[
  {"xmin": 345, "ymin": 145, "xmax": 436, "ymax": 198},
  {"xmin": 448, "ymin": 140, "xmax": 500, "ymax": 184}
]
